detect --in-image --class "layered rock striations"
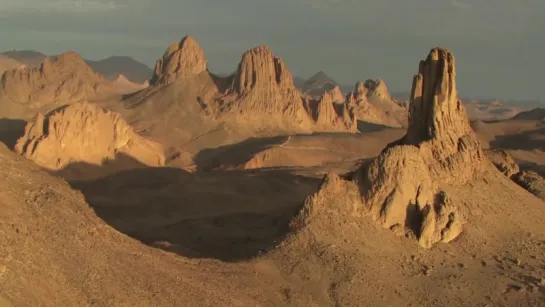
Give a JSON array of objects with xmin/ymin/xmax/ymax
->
[
  {"xmin": 216, "ymin": 45, "xmax": 314, "ymax": 129},
  {"xmin": 0, "ymin": 52, "xmax": 108, "ymax": 106},
  {"xmin": 14, "ymin": 102, "xmax": 165, "ymax": 170},
  {"xmin": 296, "ymin": 48, "xmax": 487, "ymax": 248}
]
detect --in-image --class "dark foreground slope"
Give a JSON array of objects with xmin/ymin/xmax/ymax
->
[{"xmin": 0, "ymin": 143, "xmax": 314, "ymax": 306}]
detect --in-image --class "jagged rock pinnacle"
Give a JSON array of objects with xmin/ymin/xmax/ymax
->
[
  {"xmin": 313, "ymin": 87, "xmax": 356, "ymax": 130},
  {"xmin": 230, "ymin": 45, "xmax": 295, "ymax": 94},
  {"xmin": 405, "ymin": 48, "xmax": 470, "ymax": 144},
  {"xmin": 150, "ymin": 35, "xmax": 208, "ymax": 85},
  {"xmin": 299, "ymin": 47, "xmax": 486, "ymax": 249}
]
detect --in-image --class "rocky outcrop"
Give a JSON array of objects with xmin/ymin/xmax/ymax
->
[
  {"xmin": 216, "ymin": 45, "xmax": 315, "ymax": 129},
  {"xmin": 14, "ymin": 102, "xmax": 165, "ymax": 170},
  {"xmin": 485, "ymin": 149, "xmax": 545, "ymax": 200},
  {"xmin": 0, "ymin": 52, "xmax": 107, "ymax": 106},
  {"xmin": 313, "ymin": 88, "xmax": 356, "ymax": 130},
  {"xmin": 484, "ymin": 149, "xmax": 520, "ymax": 177},
  {"xmin": 298, "ymin": 48, "xmax": 486, "ymax": 248},
  {"xmin": 364, "ymin": 79, "xmax": 392, "ymax": 101},
  {"xmin": 328, "ymin": 85, "xmax": 345, "ymax": 103},
  {"xmin": 346, "ymin": 81, "xmax": 404, "ymax": 128},
  {"xmin": 512, "ymin": 171, "xmax": 545, "ymax": 200},
  {"xmin": 150, "ymin": 35, "xmax": 208, "ymax": 86}
]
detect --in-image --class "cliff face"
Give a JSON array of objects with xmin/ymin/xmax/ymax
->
[{"xmin": 14, "ymin": 102, "xmax": 165, "ymax": 170}]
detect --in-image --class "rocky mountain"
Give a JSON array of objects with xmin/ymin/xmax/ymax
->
[
  {"xmin": 300, "ymin": 71, "xmax": 340, "ymax": 98},
  {"xmin": 14, "ymin": 102, "xmax": 165, "ymax": 173},
  {"xmin": 0, "ymin": 52, "xmax": 108, "ymax": 108},
  {"xmin": 0, "ymin": 51, "xmax": 150, "ymax": 120},
  {"xmin": 121, "ymin": 35, "xmax": 358, "ymax": 156},
  {"xmin": 1, "ymin": 41, "xmax": 545, "ymax": 307},
  {"xmin": 297, "ymin": 48, "xmax": 491, "ymax": 248},
  {"xmin": 342, "ymin": 79, "xmax": 407, "ymax": 128}
]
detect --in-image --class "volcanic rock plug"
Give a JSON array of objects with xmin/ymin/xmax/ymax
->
[{"xmin": 295, "ymin": 48, "xmax": 486, "ymax": 248}]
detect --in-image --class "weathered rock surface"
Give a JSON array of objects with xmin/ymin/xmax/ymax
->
[
  {"xmin": 364, "ymin": 79, "xmax": 392, "ymax": 101},
  {"xmin": 0, "ymin": 52, "xmax": 107, "ymax": 106},
  {"xmin": 485, "ymin": 149, "xmax": 545, "ymax": 200},
  {"xmin": 312, "ymin": 88, "xmax": 356, "ymax": 131},
  {"xmin": 512, "ymin": 171, "xmax": 545, "ymax": 200},
  {"xmin": 346, "ymin": 80, "xmax": 407, "ymax": 128},
  {"xmin": 346, "ymin": 81, "xmax": 398, "ymax": 127},
  {"xmin": 484, "ymin": 149, "xmax": 520, "ymax": 177},
  {"xmin": 219, "ymin": 46, "xmax": 309, "ymax": 124},
  {"xmin": 298, "ymin": 48, "xmax": 486, "ymax": 248},
  {"xmin": 150, "ymin": 35, "xmax": 208, "ymax": 86},
  {"xmin": 14, "ymin": 102, "xmax": 165, "ymax": 170}
]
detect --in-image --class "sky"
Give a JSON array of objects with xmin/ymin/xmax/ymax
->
[{"xmin": 0, "ymin": 0, "xmax": 544, "ymax": 100}]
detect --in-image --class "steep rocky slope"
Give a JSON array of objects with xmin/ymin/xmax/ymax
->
[{"xmin": 14, "ymin": 102, "xmax": 165, "ymax": 173}]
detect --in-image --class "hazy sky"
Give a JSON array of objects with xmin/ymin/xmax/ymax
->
[{"xmin": 0, "ymin": 0, "xmax": 544, "ymax": 100}]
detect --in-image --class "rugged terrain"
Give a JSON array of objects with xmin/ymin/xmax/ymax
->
[{"xmin": 0, "ymin": 37, "xmax": 544, "ymax": 307}]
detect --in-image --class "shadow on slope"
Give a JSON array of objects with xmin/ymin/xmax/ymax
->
[
  {"xmin": 61, "ymin": 156, "xmax": 320, "ymax": 262},
  {"xmin": 0, "ymin": 118, "xmax": 26, "ymax": 149},
  {"xmin": 194, "ymin": 136, "xmax": 289, "ymax": 171},
  {"xmin": 357, "ymin": 120, "xmax": 399, "ymax": 133},
  {"xmin": 490, "ymin": 127, "xmax": 545, "ymax": 151},
  {"xmin": 193, "ymin": 131, "xmax": 405, "ymax": 172}
]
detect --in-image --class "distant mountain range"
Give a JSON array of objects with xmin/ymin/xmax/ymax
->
[
  {"xmin": 1, "ymin": 50, "xmax": 153, "ymax": 83},
  {"xmin": 294, "ymin": 71, "xmax": 544, "ymax": 108}
]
